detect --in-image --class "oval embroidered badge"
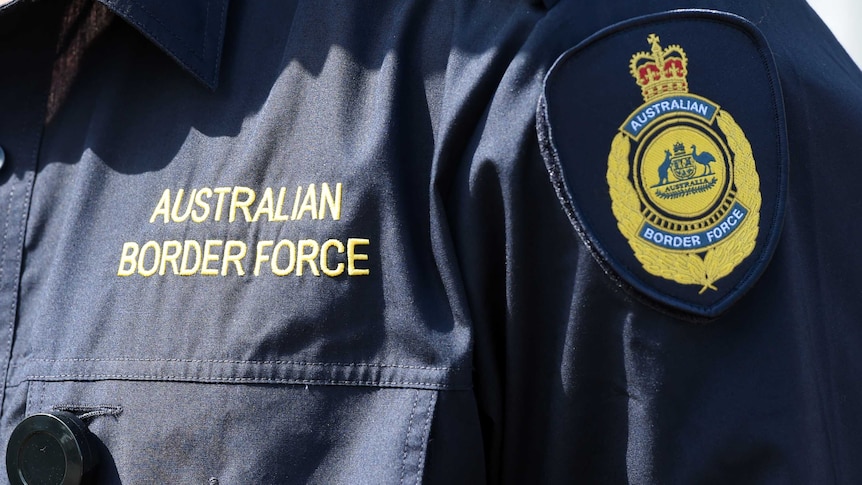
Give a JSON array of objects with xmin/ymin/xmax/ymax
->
[{"xmin": 537, "ymin": 10, "xmax": 788, "ymax": 318}]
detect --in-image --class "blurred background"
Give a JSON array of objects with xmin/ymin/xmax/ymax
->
[{"xmin": 807, "ymin": 0, "xmax": 862, "ymax": 68}]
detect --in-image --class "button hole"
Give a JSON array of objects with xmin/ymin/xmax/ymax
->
[{"xmin": 52, "ymin": 404, "xmax": 123, "ymax": 421}]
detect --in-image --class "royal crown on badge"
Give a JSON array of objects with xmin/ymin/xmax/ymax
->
[
  {"xmin": 607, "ymin": 34, "xmax": 762, "ymax": 294},
  {"xmin": 629, "ymin": 34, "xmax": 689, "ymax": 102}
]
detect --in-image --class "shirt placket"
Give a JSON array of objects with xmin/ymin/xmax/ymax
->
[{"xmin": 0, "ymin": 0, "xmax": 63, "ymax": 413}]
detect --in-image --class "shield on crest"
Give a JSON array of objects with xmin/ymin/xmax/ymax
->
[{"xmin": 671, "ymin": 153, "xmax": 696, "ymax": 180}]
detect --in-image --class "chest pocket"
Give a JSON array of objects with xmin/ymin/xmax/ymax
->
[{"xmin": 21, "ymin": 379, "xmax": 437, "ymax": 483}]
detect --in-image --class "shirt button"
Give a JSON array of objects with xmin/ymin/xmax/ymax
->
[{"xmin": 6, "ymin": 412, "xmax": 99, "ymax": 485}]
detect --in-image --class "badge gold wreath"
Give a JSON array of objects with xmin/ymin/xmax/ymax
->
[{"xmin": 607, "ymin": 111, "xmax": 761, "ymax": 293}]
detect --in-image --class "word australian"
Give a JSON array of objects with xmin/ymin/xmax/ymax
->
[
  {"xmin": 150, "ymin": 184, "xmax": 343, "ymax": 224},
  {"xmin": 623, "ymin": 95, "xmax": 718, "ymax": 138}
]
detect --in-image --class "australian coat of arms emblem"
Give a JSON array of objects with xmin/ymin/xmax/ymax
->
[{"xmin": 607, "ymin": 34, "xmax": 761, "ymax": 294}]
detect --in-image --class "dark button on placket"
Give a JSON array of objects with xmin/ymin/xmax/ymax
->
[{"xmin": 6, "ymin": 412, "xmax": 99, "ymax": 485}]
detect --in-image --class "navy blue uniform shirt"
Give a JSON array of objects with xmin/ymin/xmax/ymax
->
[{"xmin": 0, "ymin": 0, "xmax": 861, "ymax": 483}]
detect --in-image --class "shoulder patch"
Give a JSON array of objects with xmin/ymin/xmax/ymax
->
[{"xmin": 537, "ymin": 10, "xmax": 787, "ymax": 318}]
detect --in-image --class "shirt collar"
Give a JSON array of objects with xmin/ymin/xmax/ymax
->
[{"xmin": 97, "ymin": 0, "xmax": 230, "ymax": 89}]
